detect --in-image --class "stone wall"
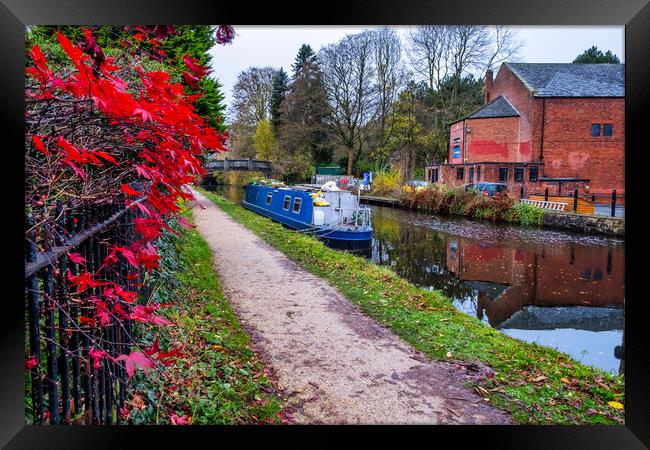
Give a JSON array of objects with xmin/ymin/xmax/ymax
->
[{"xmin": 542, "ymin": 210, "xmax": 624, "ymax": 237}]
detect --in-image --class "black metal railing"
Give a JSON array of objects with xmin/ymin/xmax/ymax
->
[{"xmin": 24, "ymin": 196, "xmax": 150, "ymax": 424}]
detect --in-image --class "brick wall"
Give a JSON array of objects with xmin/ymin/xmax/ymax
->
[
  {"xmin": 464, "ymin": 116, "xmax": 521, "ymax": 162},
  {"xmin": 488, "ymin": 64, "xmax": 539, "ymax": 160},
  {"xmin": 541, "ymin": 97, "xmax": 625, "ymax": 194}
]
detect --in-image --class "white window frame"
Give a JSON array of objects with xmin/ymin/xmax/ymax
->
[
  {"xmin": 292, "ymin": 197, "xmax": 302, "ymax": 214},
  {"xmin": 266, "ymin": 192, "xmax": 272, "ymax": 205},
  {"xmin": 283, "ymin": 195, "xmax": 291, "ymax": 210}
]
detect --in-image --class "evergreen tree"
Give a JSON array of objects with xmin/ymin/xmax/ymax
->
[
  {"xmin": 269, "ymin": 68, "xmax": 289, "ymax": 132},
  {"xmin": 277, "ymin": 58, "xmax": 332, "ymax": 180},
  {"xmin": 291, "ymin": 44, "xmax": 316, "ymax": 77},
  {"xmin": 161, "ymin": 25, "xmax": 228, "ymax": 132},
  {"xmin": 573, "ymin": 46, "xmax": 621, "ymax": 64}
]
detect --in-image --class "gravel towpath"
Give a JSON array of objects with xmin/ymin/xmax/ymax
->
[{"xmin": 190, "ymin": 189, "xmax": 511, "ymax": 425}]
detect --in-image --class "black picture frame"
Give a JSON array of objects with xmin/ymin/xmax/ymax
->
[{"xmin": 4, "ymin": 0, "xmax": 648, "ymax": 447}]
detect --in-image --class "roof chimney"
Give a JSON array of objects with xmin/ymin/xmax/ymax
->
[{"xmin": 484, "ymin": 69, "xmax": 493, "ymax": 104}]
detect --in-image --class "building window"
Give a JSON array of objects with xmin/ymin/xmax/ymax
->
[
  {"xmin": 452, "ymin": 145, "xmax": 461, "ymax": 159},
  {"xmin": 477, "ymin": 166, "xmax": 481, "ymax": 181},
  {"xmin": 529, "ymin": 168, "xmax": 538, "ymax": 182},
  {"xmin": 432, "ymin": 168, "xmax": 439, "ymax": 183},
  {"xmin": 283, "ymin": 195, "xmax": 291, "ymax": 210},
  {"xmin": 292, "ymin": 197, "xmax": 302, "ymax": 214},
  {"xmin": 469, "ymin": 167, "xmax": 474, "ymax": 182},
  {"xmin": 514, "ymin": 168, "xmax": 523, "ymax": 182},
  {"xmin": 456, "ymin": 168, "xmax": 464, "ymax": 180},
  {"xmin": 266, "ymin": 192, "xmax": 273, "ymax": 205},
  {"xmin": 499, "ymin": 168, "xmax": 508, "ymax": 182},
  {"xmin": 603, "ymin": 123, "xmax": 613, "ymax": 136},
  {"xmin": 591, "ymin": 123, "xmax": 601, "ymax": 136}
]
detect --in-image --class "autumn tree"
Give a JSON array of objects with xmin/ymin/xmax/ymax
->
[
  {"xmin": 368, "ymin": 28, "xmax": 404, "ymax": 166},
  {"xmin": 229, "ymin": 66, "xmax": 276, "ymax": 157},
  {"xmin": 253, "ymin": 118, "xmax": 276, "ymax": 161},
  {"xmin": 24, "ymin": 25, "xmax": 229, "ymax": 424},
  {"xmin": 320, "ymin": 31, "xmax": 376, "ymax": 175}
]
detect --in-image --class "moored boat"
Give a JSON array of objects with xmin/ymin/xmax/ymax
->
[{"xmin": 243, "ymin": 180, "xmax": 372, "ymax": 250}]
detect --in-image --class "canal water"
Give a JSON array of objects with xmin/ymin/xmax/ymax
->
[{"xmin": 209, "ymin": 185, "xmax": 625, "ymax": 374}]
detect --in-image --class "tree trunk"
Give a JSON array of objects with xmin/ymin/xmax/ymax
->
[{"xmin": 347, "ymin": 144, "xmax": 354, "ymax": 176}]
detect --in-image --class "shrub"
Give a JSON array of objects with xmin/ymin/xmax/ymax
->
[
  {"xmin": 512, "ymin": 202, "xmax": 544, "ymax": 226},
  {"xmin": 372, "ymin": 169, "xmax": 402, "ymax": 197},
  {"xmin": 398, "ymin": 185, "xmax": 542, "ymax": 227}
]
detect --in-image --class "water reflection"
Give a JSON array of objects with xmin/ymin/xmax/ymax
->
[
  {"xmin": 370, "ymin": 206, "xmax": 624, "ymax": 374},
  {"xmin": 207, "ymin": 185, "xmax": 625, "ymax": 374}
]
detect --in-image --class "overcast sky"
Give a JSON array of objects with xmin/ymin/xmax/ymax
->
[{"xmin": 208, "ymin": 26, "xmax": 624, "ymax": 112}]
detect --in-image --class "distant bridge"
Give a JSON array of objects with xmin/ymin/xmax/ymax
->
[{"xmin": 204, "ymin": 158, "xmax": 274, "ymax": 172}]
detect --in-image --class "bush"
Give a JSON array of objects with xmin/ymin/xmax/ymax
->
[
  {"xmin": 398, "ymin": 184, "xmax": 543, "ymax": 227},
  {"xmin": 371, "ymin": 169, "xmax": 402, "ymax": 197},
  {"xmin": 512, "ymin": 202, "xmax": 544, "ymax": 226}
]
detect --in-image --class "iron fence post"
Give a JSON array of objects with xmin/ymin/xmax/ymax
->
[
  {"xmin": 573, "ymin": 189, "xmax": 578, "ymax": 212},
  {"xmin": 611, "ymin": 190, "xmax": 617, "ymax": 217},
  {"xmin": 544, "ymin": 187, "xmax": 549, "ymax": 202}
]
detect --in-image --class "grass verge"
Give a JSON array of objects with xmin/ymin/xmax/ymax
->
[
  {"xmin": 127, "ymin": 208, "xmax": 284, "ymax": 425},
  {"xmin": 198, "ymin": 188, "xmax": 624, "ymax": 425}
]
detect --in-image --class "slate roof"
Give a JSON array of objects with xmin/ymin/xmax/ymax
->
[
  {"xmin": 504, "ymin": 63, "xmax": 625, "ymax": 97},
  {"xmin": 468, "ymin": 95, "xmax": 520, "ymax": 119}
]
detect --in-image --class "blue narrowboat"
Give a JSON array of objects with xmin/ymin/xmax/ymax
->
[{"xmin": 243, "ymin": 181, "xmax": 372, "ymax": 250}]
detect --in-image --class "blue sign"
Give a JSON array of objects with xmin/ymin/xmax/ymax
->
[{"xmin": 452, "ymin": 145, "xmax": 461, "ymax": 159}]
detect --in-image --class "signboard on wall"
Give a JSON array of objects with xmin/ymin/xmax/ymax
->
[{"xmin": 452, "ymin": 145, "xmax": 461, "ymax": 159}]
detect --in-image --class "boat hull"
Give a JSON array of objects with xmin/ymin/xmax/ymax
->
[{"xmin": 242, "ymin": 185, "xmax": 372, "ymax": 249}]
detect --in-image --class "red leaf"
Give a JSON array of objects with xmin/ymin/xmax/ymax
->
[
  {"xmin": 68, "ymin": 252, "xmax": 87, "ymax": 264},
  {"xmin": 94, "ymin": 151, "xmax": 120, "ymax": 165},
  {"xmin": 182, "ymin": 71, "xmax": 200, "ymax": 89},
  {"xmin": 88, "ymin": 348, "xmax": 107, "ymax": 369},
  {"xmin": 116, "ymin": 351, "xmax": 155, "ymax": 379},
  {"xmin": 32, "ymin": 135, "xmax": 51, "ymax": 155},
  {"xmin": 135, "ymin": 164, "xmax": 153, "ymax": 180},
  {"xmin": 66, "ymin": 161, "xmax": 87, "ymax": 180},
  {"xmin": 133, "ymin": 107, "xmax": 153, "ymax": 123},
  {"xmin": 120, "ymin": 184, "xmax": 142, "ymax": 197},
  {"xmin": 56, "ymin": 31, "xmax": 84, "ymax": 65},
  {"xmin": 170, "ymin": 413, "xmax": 190, "ymax": 425},
  {"xmin": 177, "ymin": 217, "xmax": 194, "ymax": 229},
  {"xmin": 25, "ymin": 356, "xmax": 39, "ymax": 370}
]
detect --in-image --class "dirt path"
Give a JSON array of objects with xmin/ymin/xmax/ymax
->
[{"xmin": 189, "ymin": 189, "xmax": 511, "ymax": 424}]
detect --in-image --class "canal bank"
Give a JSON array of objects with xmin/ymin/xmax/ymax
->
[
  {"xmin": 197, "ymin": 186, "xmax": 624, "ymax": 425},
  {"xmin": 360, "ymin": 194, "xmax": 625, "ymax": 237},
  {"xmin": 189, "ymin": 188, "xmax": 511, "ymax": 424}
]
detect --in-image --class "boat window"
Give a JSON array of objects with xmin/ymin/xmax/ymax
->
[
  {"xmin": 292, "ymin": 197, "xmax": 302, "ymax": 214},
  {"xmin": 266, "ymin": 192, "xmax": 272, "ymax": 205},
  {"xmin": 283, "ymin": 195, "xmax": 291, "ymax": 210}
]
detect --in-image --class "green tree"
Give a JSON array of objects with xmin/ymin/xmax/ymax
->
[
  {"xmin": 253, "ymin": 119, "xmax": 276, "ymax": 161},
  {"xmin": 573, "ymin": 46, "xmax": 621, "ymax": 64},
  {"xmin": 292, "ymin": 44, "xmax": 316, "ymax": 76},
  {"xmin": 269, "ymin": 68, "xmax": 289, "ymax": 131}
]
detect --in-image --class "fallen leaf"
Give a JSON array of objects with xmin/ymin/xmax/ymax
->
[
  {"xmin": 560, "ymin": 377, "xmax": 571, "ymax": 384},
  {"xmin": 608, "ymin": 401, "xmax": 624, "ymax": 410}
]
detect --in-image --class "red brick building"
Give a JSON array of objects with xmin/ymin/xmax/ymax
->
[{"xmin": 425, "ymin": 63, "xmax": 625, "ymax": 198}]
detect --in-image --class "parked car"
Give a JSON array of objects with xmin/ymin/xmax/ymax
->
[{"xmin": 471, "ymin": 182, "xmax": 508, "ymax": 197}]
